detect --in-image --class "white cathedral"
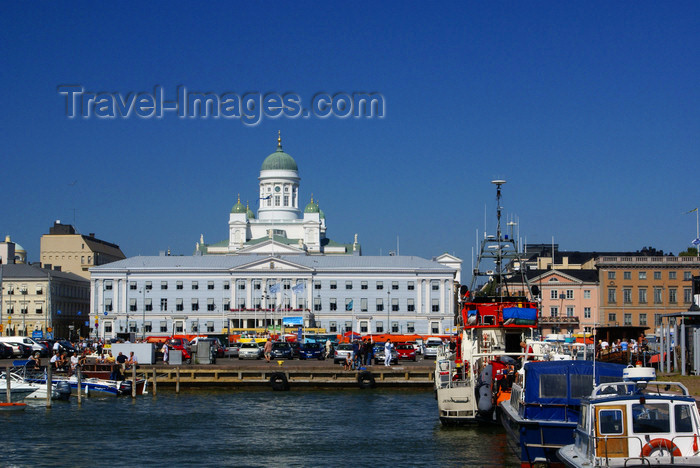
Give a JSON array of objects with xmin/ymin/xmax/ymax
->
[
  {"xmin": 91, "ymin": 135, "xmax": 461, "ymax": 339},
  {"xmin": 197, "ymin": 133, "xmax": 359, "ymax": 256}
]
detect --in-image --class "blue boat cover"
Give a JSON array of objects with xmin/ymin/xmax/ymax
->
[
  {"xmin": 502, "ymin": 307, "xmax": 537, "ymax": 321},
  {"xmin": 522, "ymin": 361, "xmax": 626, "ymax": 422}
]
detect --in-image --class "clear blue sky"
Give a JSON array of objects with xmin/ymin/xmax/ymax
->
[{"xmin": 1, "ymin": 1, "xmax": 698, "ymax": 266}]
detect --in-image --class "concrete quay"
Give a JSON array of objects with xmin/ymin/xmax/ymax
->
[{"xmin": 138, "ymin": 358, "xmax": 435, "ymax": 390}]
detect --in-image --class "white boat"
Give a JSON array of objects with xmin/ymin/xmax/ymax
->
[
  {"xmin": 435, "ymin": 180, "xmax": 542, "ymax": 424},
  {"xmin": 557, "ymin": 367, "xmax": 700, "ymax": 467},
  {"xmin": 0, "ymin": 370, "xmax": 71, "ymax": 401}
]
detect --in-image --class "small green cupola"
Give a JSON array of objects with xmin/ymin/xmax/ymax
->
[
  {"xmin": 231, "ymin": 194, "xmax": 246, "ymax": 213},
  {"xmin": 304, "ymin": 194, "xmax": 320, "ymax": 213},
  {"xmin": 246, "ymin": 201, "xmax": 255, "ymax": 219}
]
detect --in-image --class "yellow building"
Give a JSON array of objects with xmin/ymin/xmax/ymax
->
[
  {"xmin": 1, "ymin": 264, "xmax": 90, "ymax": 339},
  {"xmin": 40, "ymin": 221, "xmax": 125, "ymax": 279}
]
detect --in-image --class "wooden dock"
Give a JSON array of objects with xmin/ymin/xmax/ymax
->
[{"xmin": 136, "ymin": 364, "xmax": 435, "ymax": 390}]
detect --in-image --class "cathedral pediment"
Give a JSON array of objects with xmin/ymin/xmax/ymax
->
[
  {"xmin": 235, "ymin": 239, "xmax": 305, "ymax": 256},
  {"xmin": 230, "ymin": 255, "xmax": 314, "ymax": 272}
]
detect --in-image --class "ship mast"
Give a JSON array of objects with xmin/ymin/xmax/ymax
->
[{"xmin": 493, "ymin": 179, "xmax": 506, "ymax": 299}]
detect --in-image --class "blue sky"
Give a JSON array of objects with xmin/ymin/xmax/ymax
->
[{"xmin": 1, "ymin": 1, "xmax": 698, "ymax": 267}]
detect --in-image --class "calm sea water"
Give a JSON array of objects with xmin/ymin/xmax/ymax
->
[{"xmin": 4, "ymin": 389, "xmax": 519, "ymax": 467}]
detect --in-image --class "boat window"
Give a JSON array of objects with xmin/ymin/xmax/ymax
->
[
  {"xmin": 570, "ymin": 374, "xmax": 594, "ymax": 398},
  {"xmin": 540, "ymin": 374, "xmax": 567, "ymax": 398},
  {"xmin": 632, "ymin": 403, "xmax": 670, "ymax": 433},
  {"xmin": 579, "ymin": 404, "xmax": 588, "ymax": 430},
  {"xmin": 599, "ymin": 409, "xmax": 624, "ymax": 435},
  {"xmin": 675, "ymin": 405, "xmax": 694, "ymax": 433}
]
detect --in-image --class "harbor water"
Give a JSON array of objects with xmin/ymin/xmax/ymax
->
[{"xmin": 3, "ymin": 389, "xmax": 519, "ymax": 467}]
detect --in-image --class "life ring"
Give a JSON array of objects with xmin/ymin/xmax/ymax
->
[
  {"xmin": 270, "ymin": 372, "xmax": 290, "ymax": 391},
  {"xmin": 640, "ymin": 438, "xmax": 682, "ymax": 457},
  {"xmin": 357, "ymin": 371, "xmax": 376, "ymax": 389}
]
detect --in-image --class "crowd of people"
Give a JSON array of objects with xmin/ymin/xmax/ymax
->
[{"xmin": 596, "ymin": 334, "xmax": 649, "ymax": 358}]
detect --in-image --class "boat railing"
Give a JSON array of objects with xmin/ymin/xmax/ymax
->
[
  {"xmin": 590, "ymin": 380, "xmax": 690, "ymax": 399},
  {"xmin": 593, "ymin": 433, "xmax": 687, "ymax": 466}
]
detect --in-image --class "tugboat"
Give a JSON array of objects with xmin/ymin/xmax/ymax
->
[
  {"xmin": 435, "ymin": 180, "xmax": 540, "ymax": 424},
  {"xmin": 557, "ymin": 366, "xmax": 700, "ymax": 467}
]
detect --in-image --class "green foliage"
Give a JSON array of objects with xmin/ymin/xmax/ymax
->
[{"xmin": 679, "ymin": 247, "xmax": 698, "ymax": 257}]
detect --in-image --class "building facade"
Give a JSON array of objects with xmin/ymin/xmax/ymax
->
[
  {"xmin": 40, "ymin": 221, "xmax": 126, "ymax": 279},
  {"xmin": 597, "ymin": 255, "xmax": 700, "ymax": 330},
  {"xmin": 526, "ymin": 269, "xmax": 599, "ymax": 336},
  {"xmin": 0, "ymin": 264, "xmax": 90, "ymax": 339},
  {"xmin": 89, "ymin": 255, "xmax": 458, "ymax": 340}
]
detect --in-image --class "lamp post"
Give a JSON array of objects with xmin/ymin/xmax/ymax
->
[
  {"xmin": 387, "ymin": 289, "xmax": 391, "ymax": 336},
  {"xmin": 21, "ymin": 287, "xmax": 27, "ymax": 337}
]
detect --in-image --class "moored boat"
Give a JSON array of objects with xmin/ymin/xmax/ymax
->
[
  {"xmin": 499, "ymin": 360, "xmax": 626, "ymax": 467},
  {"xmin": 435, "ymin": 180, "xmax": 541, "ymax": 424},
  {"xmin": 557, "ymin": 367, "xmax": 700, "ymax": 467}
]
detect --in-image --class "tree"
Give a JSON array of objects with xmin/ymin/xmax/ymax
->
[{"xmin": 679, "ymin": 247, "xmax": 698, "ymax": 257}]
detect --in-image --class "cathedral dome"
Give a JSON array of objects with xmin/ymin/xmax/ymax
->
[
  {"xmin": 231, "ymin": 195, "xmax": 246, "ymax": 213},
  {"xmin": 246, "ymin": 203, "xmax": 255, "ymax": 219},
  {"xmin": 261, "ymin": 134, "xmax": 298, "ymax": 171},
  {"xmin": 304, "ymin": 196, "xmax": 319, "ymax": 213}
]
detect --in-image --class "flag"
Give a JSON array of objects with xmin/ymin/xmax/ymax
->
[
  {"xmin": 692, "ymin": 238, "xmax": 700, "ymax": 246},
  {"xmin": 686, "ymin": 208, "xmax": 698, "ymax": 214},
  {"xmin": 269, "ymin": 283, "xmax": 280, "ymax": 294},
  {"xmin": 292, "ymin": 282, "xmax": 305, "ymax": 294},
  {"xmin": 346, "ymin": 300, "xmax": 353, "ymax": 311}
]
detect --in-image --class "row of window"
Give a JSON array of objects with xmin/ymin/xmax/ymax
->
[
  {"xmin": 607, "ymin": 270, "xmax": 693, "ymax": 281},
  {"xmin": 104, "ymin": 279, "xmax": 445, "ymax": 292},
  {"xmin": 103, "ymin": 296, "xmax": 441, "ymax": 313},
  {"xmin": 106, "ymin": 280, "xmax": 229, "ymax": 291},
  {"xmin": 607, "ymin": 287, "xmax": 692, "ymax": 304},
  {"xmin": 548, "ymin": 306, "xmax": 592, "ymax": 318},
  {"xmin": 5, "ymin": 306, "xmax": 44, "ymax": 314},
  {"xmin": 549, "ymin": 289, "xmax": 591, "ymax": 300},
  {"xmin": 607, "ymin": 312, "xmax": 649, "ymax": 326},
  {"xmin": 106, "ymin": 298, "xmax": 231, "ymax": 313},
  {"xmin": 327, "ymin": 320, "xmax": 441, "ymax": 334}
]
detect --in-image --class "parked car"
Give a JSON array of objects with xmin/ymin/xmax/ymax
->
[
  {"xmin": 333, "ymin": 343, "xmax": 354, "ymax": 364},
  {"xmin": 423, "ymin": 338, "xmax": 444, "ymax": 359},
  {"xmin": 190, "ymin": 337, "xmax": 224, "ymax": 358},
  {"xmin": 56, "ymin": 340, "xmax": 78, "ymax": 355},
  {"xmin": 238, "ymin": 342, "xmax": 262, "ymax": 360},
  {"xmin": 4, "ymin": 341, "xmax": 32, "ymax": 358},
  {"xmin": 289, "ymin": 342, "xmax": 300, "ymax": 359},
  {"xmin": 299, "ymin": 342, "xmax": 324, "ymax": 360},
  {"xmin": 270, "ymin": 342, "xmax": 294, "ymax": 360},
  {"xmin": 165, "ymin": 339, "xmax": 192, "ymax": 364},
  {"xmin": 225, "ymin": 342, "xmax": 240, "ymax": 358},
  {"xmin": 168, "ymin": 337, "xmax": 191, "ymax": 352},
  {"xmin": 0, "ymin": 343, "xmax": 14, "ymax": 359},
  {"xmin": 374, "ymin": 343, "xmax": 399, "ymax": 365},
  {"xmin": 395, "ymin": 342, "xmax": 417, "ymax": 361}
]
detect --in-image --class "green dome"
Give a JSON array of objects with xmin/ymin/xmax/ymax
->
[
  {"xmin": 304, "ymin": 196, "xmax": 319, "ymax": 213},
  {"xmin": 319, "ymin": 208, "xmax": 325, "ymax": 220},
  {"xmin": 231, "ymin": 195, "xmax": 246, "ymax": 213},
  {"xmin": 261, "ymin": 146, "xmax": 298, "ymax": 171},
  {"xmin": 246, "ymin": 207, "xmax": 255, "ymax": 219}
]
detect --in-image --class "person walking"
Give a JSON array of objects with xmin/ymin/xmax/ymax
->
[
  {"xmin": 264, "ymin": 340, "xmax": 273, "ymax": 363},
  {"xmin": 384, "ymin": 339, "xmax": 392, "ymax": 367},
  {"xmin": 324, "ymin": 339, "xmax": 332, "ymax": 359},
  {"xmin": 161, "ymin": 342, "xmax": 169, "ymax": 364}
]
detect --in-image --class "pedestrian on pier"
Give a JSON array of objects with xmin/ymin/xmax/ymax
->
[
  {"xmin": 264, "ymin": 340, "xmax": 273, "ymax": 363},
  {"xmin": 161, "ymin": 343, "xmax": 169, "ymax": 364},
  {"xmin": 384, "ymin": 339, "xmax": 392, "ymax": 367}
]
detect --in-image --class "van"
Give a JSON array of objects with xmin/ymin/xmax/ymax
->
[{"xmin": 0, "ymin": 336, "xmax": 47, "ymax": 356}]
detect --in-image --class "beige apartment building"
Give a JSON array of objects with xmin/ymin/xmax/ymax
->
[
  {"xmin": 597, "ymin": 255, "xmax": 700, "ymax": 330},
  {"xmin": 40, "ymin": 221, "xmax": 125, "ymax": 279},
  {"xmin": 1, "ymin": 263, "xmax": 90, "ymax": 339}
]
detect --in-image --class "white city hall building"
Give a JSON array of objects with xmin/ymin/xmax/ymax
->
[{"xmin": 90, "ymin": 137, "xmax": 461, "ymax": 339}]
